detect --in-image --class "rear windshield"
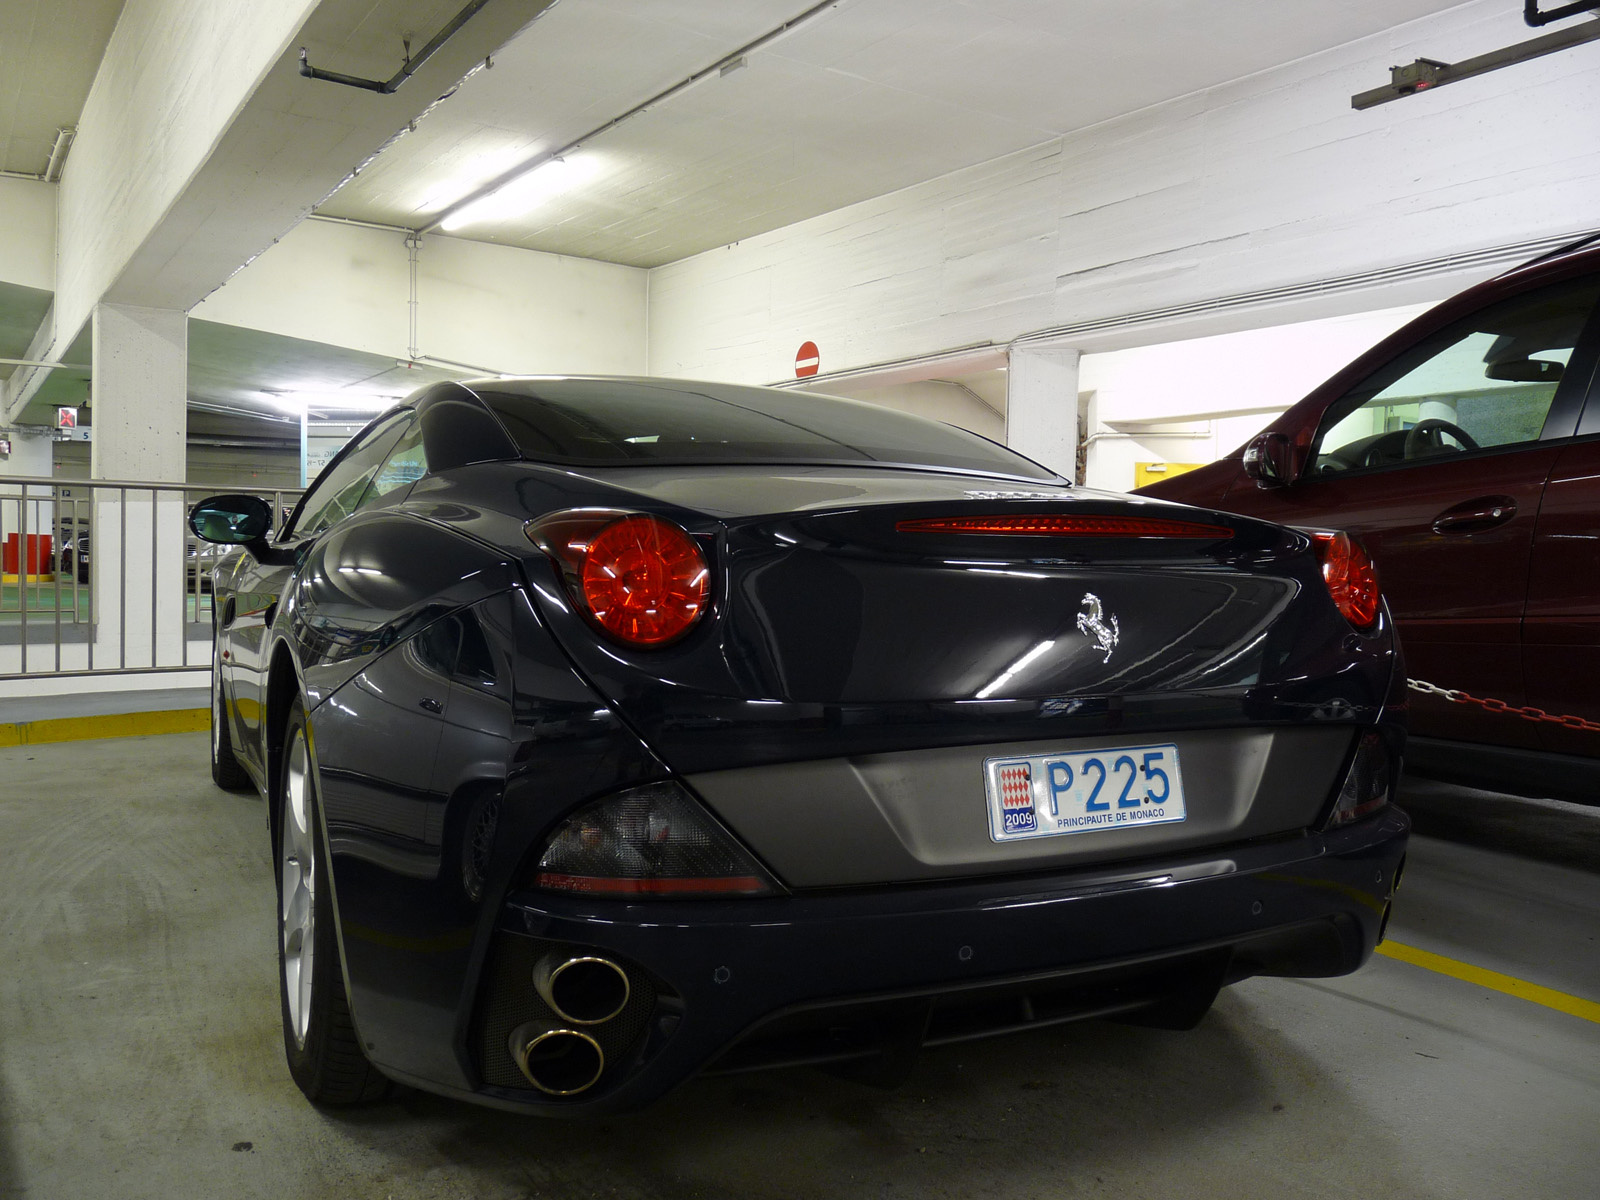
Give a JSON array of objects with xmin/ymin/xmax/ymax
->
[{"xmin": 470, "ymin": 378, "xmax": 1056, "ymax": 480}]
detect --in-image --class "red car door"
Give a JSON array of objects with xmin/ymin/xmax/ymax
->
[
  {"xmin": 1224, "ymin": 450, "xmax": 1556, "ymax": 747},
  {"xmin": 1525, "ymin": 399, "xmax": 1600, "ymax": 757},
  {"xmin": 1218, "ymin": 273, "xmax": 1600, "ymax": 749}
]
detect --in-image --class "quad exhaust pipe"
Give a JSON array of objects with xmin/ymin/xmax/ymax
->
[
  {"xmin": 509, "ymin": 1022, "xmax": 605, "ymax": 1095},
  {"xmin": 510, "ymin": 952, "xmax": 632, "ymax": 1095},
  {"xmin": 532, "ymin": 952, "xmax": 631, "ymax": 1025}
]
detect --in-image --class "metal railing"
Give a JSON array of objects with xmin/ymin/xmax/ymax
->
[{"xmin": 0, "ymin": 475, "xmax": 301, "ymax": 680}]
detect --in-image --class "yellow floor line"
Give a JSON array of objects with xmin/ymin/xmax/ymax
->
[
  {"xmin": 1377, "ymin": 940, "xmax": 1600, "ymax": 1025},
  {"xmin": 0, "ymin": 708, "xmax": 209, "ymax": 748}
]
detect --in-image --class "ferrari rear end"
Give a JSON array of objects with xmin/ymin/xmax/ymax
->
[
  {"xmin": 430, "ymin": 469, "xmax": 1405, "ymax": 1113},
  {"xmin": 309, "ymin": 378, "xmax": 1404, "ymax": 1115}
]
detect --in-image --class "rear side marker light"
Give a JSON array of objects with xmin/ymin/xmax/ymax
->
[
  {"xmin": 896, "ymin": 515, "xmax": 1233, "ymax": 538},
  {"xmin": 1309, "ymin": 531, "xmax": 1381, "ymax": 630},
  {"xmin": 531, "ymin": 781, "xmax": 779, "ymax": 899},
  {"xmin": 527, "ymin": 510, "xmax": 711, "ymax": 648},
  {"xmin": 1325, "ymin": 731, "xmax": 1392, "ymax": 828}
]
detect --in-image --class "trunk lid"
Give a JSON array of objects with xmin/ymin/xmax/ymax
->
[{"xmin": 500, "ymin": 464, "xmax": 1382, "ymax": 776}]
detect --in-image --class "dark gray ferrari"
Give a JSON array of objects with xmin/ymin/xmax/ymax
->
[{"xmin": 189, "ymin": 376, "xmax": 1407, "ymax": 1114}]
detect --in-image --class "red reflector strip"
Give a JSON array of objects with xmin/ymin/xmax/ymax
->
[
  {"xmin": 1331, "ymin": 794, "xmax": 1389, "ymax": 826},
  {"xmin": 535, "ymin": 872, "xmax": 770, "ymax": 896},
  {"xmin": 896, "ymin": 515, "xmax": 1233, "ymax": 538}
]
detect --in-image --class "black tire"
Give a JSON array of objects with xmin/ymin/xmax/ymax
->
[
  {"xmin": 276, "ymin": 696, "xmax": 389, "ymax": 1106},
  {"xmin": 210, "ymin": 646, "xmax": 248, "ymax": 790}
]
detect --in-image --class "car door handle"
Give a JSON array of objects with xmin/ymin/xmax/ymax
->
[
  {"xmin": 1432, "ymin": 496, "xmax": 1517, "ymax": 536},
  {"xmin": 418, "ymin": 697, "xmax": 444, "ymax": 714}
]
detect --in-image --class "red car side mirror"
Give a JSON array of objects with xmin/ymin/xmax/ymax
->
[{"xmin": 1242, "ymin": 432, "xmax": 1293, "ymax": 489}]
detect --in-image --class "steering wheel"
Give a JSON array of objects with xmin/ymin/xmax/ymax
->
[{"xmin": 1404, "ymin": 418, "xmax": 1479, "ymax": 459}]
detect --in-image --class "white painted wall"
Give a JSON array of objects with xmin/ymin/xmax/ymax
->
[
  {"xmin": 53, "ymin": 440, "xmax": 302, "ymax": 489},
  {"xmin": 826, "ymin": 379, "xmax": 1004, "ymax": 442},
  {"xmin": 1077, "ymin": 304, "xmax": 1431, "ymax": 492},
  {"xmin": 0, "ymin": 178, "xmax": 55, "ymax": 292},
  {"xmin": 193, "ymin": 220, "xmax": 648, "ymax": 376},
  {"xmin": 54, "ymin": 0, "xmax": 319, "ymax": 346},
  {"xmin": 648, "ymin": 0, "xmax": 1600, "ymax": 385}
]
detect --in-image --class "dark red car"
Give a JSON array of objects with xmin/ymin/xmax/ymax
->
[{"xmin": 1138, "ymin": 238, "xmax": 1600, "ymax": 802}]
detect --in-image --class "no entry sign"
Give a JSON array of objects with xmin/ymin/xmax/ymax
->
[{"xmin": 794, "ymin": 341, "xmax": 820, "ymax": 378}]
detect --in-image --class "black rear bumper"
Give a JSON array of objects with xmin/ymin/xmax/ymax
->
[{"xmin": 371, "ymin": 808, "xmax": 1408, "ymax": 1115}]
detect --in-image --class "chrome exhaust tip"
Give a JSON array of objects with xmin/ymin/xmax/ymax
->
[
  {"xmin": 508, "ymin": 1023, "xmax": 605, "ymax": 1095},
  {"xmin": 532, "ymin": 953, "xmax": 631, "ymax": 1025}
]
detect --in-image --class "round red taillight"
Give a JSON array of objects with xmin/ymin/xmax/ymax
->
[
  {"xmin": 563, "ymin": 514, "xmax": 710, "ymax": 647},
  {"xmin": 1311, "ymin": 531, "xmax": 1380, "ymax": 629}
]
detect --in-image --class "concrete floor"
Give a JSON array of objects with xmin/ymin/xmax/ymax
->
[{"xmin": 1, "ymin": 734, "xmax": 1596, "ymax": 1200}]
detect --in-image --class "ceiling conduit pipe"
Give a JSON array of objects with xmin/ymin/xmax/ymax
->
[
  {"xmin": 298, "ymin": 0, "xmax": 496, "ymax": 94},
  {"xmin": 0, "ymin": 359, "xmax": 90, "ymax": 372},
  {"xmin": 0, "ymin": 127, "xmax": 75, "ymax": 182},
  {"xmin": 43, "ymin": 126, "xmax": 76, "ymax": 182},
  {"xmin": 1524, "ymin": 1, "xmax": 1600, "ymax": 26}
]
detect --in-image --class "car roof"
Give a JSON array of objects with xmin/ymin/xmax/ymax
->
[{"xmin": 1491, "ymin": 234, "xmax": 1600, "ymax": 286}]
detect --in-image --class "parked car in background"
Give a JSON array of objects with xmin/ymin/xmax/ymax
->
[
  {"xmin": 1138, "ymin": 238, "xmax": 1600, "ymax": 802},
  {"xmin": 185, "ymin": 538, "xmax": 227, "ymax": 592},
  {"xmin": 56, "ymin": 532, "xmax": 225, "ymax": 592},
  {"xmin": 59, "ymin": 532, "xmax": 89, "ymax": 584},
  {"xmin": 191, "ymin": 376, "xmax": 1405, "ymax": 1115}
]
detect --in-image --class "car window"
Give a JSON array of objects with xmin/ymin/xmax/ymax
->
[
  {"xmin": 412, "ymin": 614, "xmax": 461, "ymax": 679},
  {"xmin": 454, "ymin": 608, "xmax": 498, "ymax": 687},
  {"xmin": 1311, "ymin": 275, "xmax": 1600, "ymax": 476},
  {"xmin": 409, "ymin": 609, "xmax": 498, "ymax": 687},
  {"xmin": 367, "ymin": 419, "xmax": 429, "ymax": 501},
  {"xmin": 293, "ymin": 413, "xmax": 411, "ymax": 538},
  {"xmin": 473, "ymin": 378, "xmax": 1055, "ymax": 480}
]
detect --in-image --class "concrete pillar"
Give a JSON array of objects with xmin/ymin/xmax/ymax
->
[
  {"xmin": 90, "ymin": 302, "xmax": 189, "ymax": 669},
  {"xmin": 91, "ymin": 303, "xmax": 187, "ymax": 483},
  {"xmin": 1006, "ymin": 345, "xmax": 1081, "ymax": 483}
]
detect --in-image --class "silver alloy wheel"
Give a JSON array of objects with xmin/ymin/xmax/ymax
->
[{"xmin": 281, "ymin": 727, "xmax": 316, "ymax": 1049}]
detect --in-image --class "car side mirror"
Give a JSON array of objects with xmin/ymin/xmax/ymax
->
[
  {"xmin": 187, "ymin": 494, "xmax": 301, "ymax": 567},
  {"xmin": 189, "ymin": 494, "xmax": 274, "ymax": 544},
  {"xmin": 1242, "ymin": 432, "xmax": 1292, "ymax": 489}
]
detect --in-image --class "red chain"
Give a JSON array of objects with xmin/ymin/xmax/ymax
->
[{"xmin": 1406, "ymin": 678, "xmax": 1600, "ymax": 732}]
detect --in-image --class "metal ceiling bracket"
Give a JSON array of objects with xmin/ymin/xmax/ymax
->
[
  {"xmin": 1351, "ymin": 14, "xmax": 1600, "ymax": 109},
  {"xmin": 298, "ymin": 0, "xmax": 494, "ymax": 94}
]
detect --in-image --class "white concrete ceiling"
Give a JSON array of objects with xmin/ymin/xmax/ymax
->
[
  {"xmin": 0, "ymin": 281, "xmax": 52, "ymax": 376},
  {"xmin": 318, "ymin": 0, "xmax": 1474, "ymax": 267},
  {"xmin": 0, "ymin": 0, "xmax": 124, "ymax": 175},
  {"xmin": 10, "ymin": 314, "xmax": 464, "ymax": 427},
  {"xmin": 5, "ymin": 0, "xmax": 1479, "ymax": 428},
  {"xmin": 185, "ymin": 321, "xmax": 467, "ymax": 421}
]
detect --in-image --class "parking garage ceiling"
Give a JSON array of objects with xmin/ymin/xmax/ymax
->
[
  {"xmin": 317, "ymin": 0, "xmax": 1475, "ymax": 267},
  {"xmin": 0, "ymin": 0, "xmax": 124, "ymax": 176},
  {"xmin": 1, "ymin": 0, "xmax": 1485, "ymax": 424}
]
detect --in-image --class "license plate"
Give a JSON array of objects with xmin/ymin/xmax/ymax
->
[{"xmin": 984, "ymin": 743, "xmax": 1187, "ymax": 843}]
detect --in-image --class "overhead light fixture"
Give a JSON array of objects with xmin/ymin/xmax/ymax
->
[
  {"xmin": 438, "ymin": 155, "xmax": 597, "ymax": 232},
  {"xmin": 415, "ymin": 146, "xmax": 529, "ymax": 213},
  {"xmin": 262, "ymin": 390, "xmax": 398, "ymax": 415}
]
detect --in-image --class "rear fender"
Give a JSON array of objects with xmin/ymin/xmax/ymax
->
[{"xmin": 280, "ymin": 510, "xmax": 519, "ymax": 710}]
